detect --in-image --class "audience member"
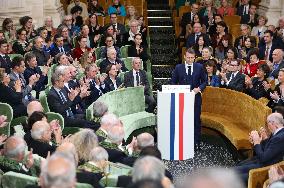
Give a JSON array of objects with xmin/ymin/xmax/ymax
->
[
  {"xmin": 251, "ymin": 15, "xmax": 268, "ymax": 39},
  {"xmin": 125, "ymin": 6, "xmax": 138, "ymax": 26},
  {"xmin": 205, "ymin": 59, "xmax": 221, "ymax": 87},
  {"xmin": 100, "ymin": 47, "xmax": 127, "ymax": 73},
  {"xmin": 217, "ymin": 0, "xmax": 235, "ymax": 16},
  {"xmin": 180, "ymin": 3, "xmax": 200, "ymax": 36},
  {"xmin": 104, "ymin": 64, "xmax": 122, "ymax": 92},
  {"xmin": 186, "ymin": 22, "xmax": 210, "ymax": 48},
  {"xmin": 50, "ymin": 34, "xmax": 68, "ymax": 57},
  {"xmin": 234, "ymin": 24, "xmax": 251, "ymax": 50},
  {"xmin": 108, "ymin": 0, "xmax": 126, "ymax": 16},
  {"xmin": 258, "ymin": 30, "xmax": 277, "ymax": 61},
  {"xmin": 88, "ymin": 0, "xmax": 105, "ymax": 16},
  {"xmin": 240, "ymin": 4, "xmax": 258, "ymax": 28},
  {"xmin": 100, "ymin": 35, "xmax": 121, "ymax": 59},
  {"xmin": 43, "ymin": 16, "xmax": 57, "ymax": 38},
  {"xmin": 0, "ymin": 39, "xmax": 12, "ymax": 73},
  {"xmin": 268, "ymin": 49, "xmax": 284, "ymax": 80},
  {"xmin": 72, "ymin": 35, "xmax": 94, "ymax": 60},
  {"xmin": 19, "ymin": 16, "xmax": 37, "ymax": 40},
  {"xmin": 96, "ymin": 113, "xmax": 120, "ymax": 141},
  {"xmin": 12, "ymin": 28, "xmax": 33, "ymax": 56},
  {"xmin": 243, "ymin": 49, "xmax": 260, "ymax": 77},
  {"xmin": 237, "ymin": 0, "xmax": 250, "ymax": 17},
  {"xmin": 32, "ymin": 36, "xmax": 50, "ymax": 66},
  {"xmin": 67, "ymin": 0, "xmax": 88, "ymax": 19}
]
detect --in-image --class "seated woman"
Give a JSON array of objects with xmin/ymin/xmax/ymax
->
[
  {"xmin": 100, "ymin": 24, "xmax": 123, "ymax": 48},
  {"xmin": 70, "ymin": 129, "xmax": 99, "ymax": 164},
  {"xmin": 220, "ymin": 46, "xmax": 239, "ymax": 73},
  {"xmin": 217, "ymin": 0, "xmax": 235, "ymax": 16},
  {"xmin": 55, "ymin": 52, "xmax": 71, "ymax": 66},
  {"xmin": 78, "ymin": 146, "xmax": 108, "ymax": 177},
  {"xmin": 88, "ymin": 13, "xmax": 103, "ymax": 42},
  {"xmin": 238, "ymin": 36, "xmax": 257, "ymax": 60},
  {"xmin": 268, "ymin": 69, "xmax": 284, "ymax": 109},
  {"xmin": 104, "ymin": 64, "xmax": 122, "ymax": 93},
  {"xmin": 100, "ymin": 35, "xmax": 121, "ymax": 59},
  {"xmin": 2, "ymin": 18, "xmax": 16, "ymax": 45},
  {"xmin": 195, "ymin": 46, "xmax": 214, "ymax": 66},
  {"xmin": 107, "ymin": 0, "xmax": 126, "ymax": 17},
  {"xmin": 0, "ymin": 68, "xmax": 27, "ymax": 118},
  {"xmin": 80, "ymin": 51, "xmax": 95, "ymax": 69},
  {"xmin": 205, "ymin": 59, "xmax": 221, "ymax": 87},
  {"xmin": 245, "ymin": 64, "xmax": 270, "ymax": 99},
  {"xmin": 128, "ymin": 33, "xmax": 150, "ymax": 70},
  {"xmin": 19, "ymin": 16, "xmax": 37, "ymax": 40},
  {"xmin": 243, "ymin": 49, "xmax": 260, "ymax": 77},
  {"xmin": 192, "ymin": 35, "xmax": 210, "ymax": 57},
  {"xmin": 125, "ymin": 6, "xmax": 138, "ymax": 26},
  {"xmin": 72, "ymin": 35, "xmax": 95, "ymax": 60},
  {"xmin": 88, "ymin": 0, "xmax": 105, "ymax": 16},
  {"xmin": 12, "ymin": 28, "xmax": 33, "ymax": 56},
  {"xmin": 211, "ymin": 21, "xmax": 232, "ymax": 49},
  {"xmin": 215, "ymin": 35, "xmax": 232, "ymax": 62},
  {"xmin": 198, "ymin": 0, "xmax": 217, "ymax": 28},
  {"xmin": 251, "ymin": 15, "xmax": 268, "ymax": 39}
]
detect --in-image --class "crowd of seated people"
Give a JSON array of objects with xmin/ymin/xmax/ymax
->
[{"xmin": 2, "ymin": 0, "xmax": 284, "ymax": 187}]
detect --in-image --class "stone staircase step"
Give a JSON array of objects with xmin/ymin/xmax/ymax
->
[
  {"xmin": 148, "ymin": 18, "xmax": 173, "ymax": 26},
  {"xmin": 147, "ymin": 10, "xmax": 172, "ymax": 17},
  {"xmin": 153, "ymin": 78, "xmax": 172, "ymax": 91}
]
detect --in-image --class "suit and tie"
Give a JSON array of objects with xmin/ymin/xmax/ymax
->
[
  {"xmin": 235, "ymin": 128, "xmax": 284, "ymax": 184},
  {"xmin": 258, "ymin": 43, "xmax": 278, "ymax": 62},
  {"xmin": 171, "ymin": 62, "xmax": 207, "ymax": 144},
  {"xmin": 221, "ymin": 71, "xmax": 245, "ymax": 92},
  {"xmin": 124, "ymin": 69, "xmax": 156, "ymax": 113},
  {"xmin": 84, "ymin": 79, "xmax": 105, "ymax": 107},
  {"xmin": 270, "ymin": 60, "xmax": 284, "ymax": 79},
  {"xmin": 180, "ymin": 12, "xmax": 195, "ymax": 35},
  {"xmin": 50, "ymin": 45, "xmax": 67, "ymax": 57},
  {"xmin": 237, "ymin": 4, "xmax": 250, "ymax": 16},
  {"xmin": 0, "ymin": 54, "xmax": 12, "ymax": 74},
  {"xmin": 186, "ymin": 33, "xmax": 210, "ymax": 48}
]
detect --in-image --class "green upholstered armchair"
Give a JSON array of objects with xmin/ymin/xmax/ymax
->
[
  {"xmin": 0, "ymin": 103, "xmax": 12, "ymax": 136},
  {"xmin": 120, "ymin": 45, "xmax": 131, "ymax": 58},
  {"xmin": 1, "ymin": 171, "xmax": 38, "ymax": 188},
  {"xmin": 39, "ymin": 91, "xmax": 50, "ymax": 113}
]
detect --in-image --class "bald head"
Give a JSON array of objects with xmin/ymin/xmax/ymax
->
[
  {"xmin": 272, "ymin": 49, "xmax": 284, "ymax": 63},
  {"xmin": 4, "ymin": 136, "xmax": 26, "ymax": 161},
  {"xmin": 27, "ymin": 101, "xmax": 43, "ymax": 117},
  {"xmin": 137, "ymin": 133, "xmax": 154, "ymax": 149},
  {"xmin": 100, "ymin": 113, "xmax": 120, "ymax": 130},
  {"xmin": 40, "ymin": 152, "xmax": 76, "ymax": 188}
]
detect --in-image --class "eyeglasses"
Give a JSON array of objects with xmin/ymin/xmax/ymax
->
[
  {"xmin": 106, "ymin": 40, "xmax": 113, "ymax": 42},
  {"xmin": 230, "ymin": 64, "xmax": 239, "ymax": 66}
]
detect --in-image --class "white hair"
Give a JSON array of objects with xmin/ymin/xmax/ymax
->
[
  {"xmin": 4, "ymin": 136, "xmax": 27, "ymax": 159},
  {"xmin": 41, "ymin": 152, "xmax": 76, "ymax": 188},
  {"xmin": 107, "ymin": 126, "xmax": 125, "ymax": 144},
  {"xmin": 267, "ymin": 113, "xmax": 284, "ymax": 126},
  {"xmin": 54, "ymin": 65, "xmax": 69, "ymax": 76},
  {"xmin": 132, "ymin": 156, "xmax": 165, "ymax": 182},
  {"xmin": 137, "ymin": 133, "xmax": 154, "ymax": 149},
  {"xmin": 180, "ymin": 168, "xmax": 244, "ymax": 188},
  {"xmin": 89, "ymin": 146, "xmax": 109, "ymax": 162},
  {"xmin": 100, "ymin": 113, "xmax": 119, "ymax": 127},
  {"xmin": 93, "ymin": 101, "xmax": 108, "ymax": 117},
  {"xmin": 31, "ymin": 124, "xmax": 48, "ymax": 140}
]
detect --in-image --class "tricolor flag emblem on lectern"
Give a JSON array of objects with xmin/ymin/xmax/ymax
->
[{"xmin": 157, "ymin": 91, "xmax": 195, "ymax": 160}]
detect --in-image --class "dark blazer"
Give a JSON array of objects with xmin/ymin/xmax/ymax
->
[
  {"xmin": 246, "ymin": 77, "xmax": 269, "ymax": 99},
  {"xmin": 0, "ymin": 55, "xmax": 12, "ymax": 74},
  {"xmin": 32, "ymin": 47, "xmax": 50, "ymax": 66},
  {"xmin": 84, "ymin": 79, "xmax": 105, "ymax": 107},
  {"xmin": 27, "ymin": 138, "xmax": 56, "ymax": 158},
  {"xmin": 99, "ymin": 58, "xmax": 127, "ymax": 74},
  {"xmin": 12, "ymin": 40, "xmax": 29, "ymax": 56},
  {"xmin": 0, "ymin": 83, "xmax": 27, "ymax": 118},
  {"xmin": 104, "ymin": 76, "xmax": 122, "ymax": 93},
  {"xmin": 170, "ymin": 63, "xmax": 207, "ymax": 91},
  {"xmin": 186, "ymin": 33, "xmax": 210, "ymax": 48},
  {"xmin": 270, "ymin": 60, "xmax": 284, "ymax": 79},
  {"xmin": 24, "ymin": 66, "xmax": 47, "ymax": 94},
  {"xmin": 241, "ymin": 14, "xmax": 258, "ymax": 28},
  {"xmin": 258, "ymin": 43, "xmax": 278, "ymax": 62},
  {"xmin": 181, "ymin": 12, "xmax": 194, "ymax": 30},
  {"xmin": 62, "ymin": 85, "xmax": 86, "ymax": 115},
  {"xmin": 128, "ymin": 45, "xmax": 150, "ymax": 63},
  {"xmin": 222, "ymin": 71, "xmax": 246, "ymax": 92},
  {"xmin": 124, "ymin": 70, "xmax": 150, "ymax": 96},
  {"xmin": 208, "ymin": 75, "xmax": 221, "ymax": 87},
  {"xmin": 50, "ymin": 45, "xmax": 68, "ymax": 57},
  {"xmin": 237, "ymin": 4, "xmax": 250, "ymax": 16}
]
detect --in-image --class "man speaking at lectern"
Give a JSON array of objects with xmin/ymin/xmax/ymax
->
[{"xmin": 170, "ymin": 48, "xmax": 207, "ymax": 150}]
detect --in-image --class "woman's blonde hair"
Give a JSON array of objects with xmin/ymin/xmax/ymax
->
[{"xmin": 80, "ymin": 51, "xmax": 93, "ymax": 69}]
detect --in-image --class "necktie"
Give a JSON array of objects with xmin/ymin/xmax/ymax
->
[
  {"xmin": 187, "ymin": 65, "xmax": 192, "ymax": 76},
  {"xmin": 265, "ymin": 46, "xmax": 269, "ymax": 60},
  {"xmin": 136, "ymin": 72, "xmax": 140, "ymax": 86},
  {"xmin": 58, "ymin": 90, "xmax": 74, "ymax": 117},
  {"xmin": 195, "ymin": 34, "xmax": 199, "ymax": 42}
]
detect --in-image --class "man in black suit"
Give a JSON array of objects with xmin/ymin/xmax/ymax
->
[
  {"xmin": 220, "ymin": 59, "xmax": 246, "ymax": 92},
  {"xmin": 83, "ymin": 63, "xmax": 106, "ymax": 107},
  {"xmin": 0, "ymin": 39, "xmax": 12, "ymax": 74},
  {"xmin": 50, "ymin": 34, "xmax": 69, "ymax": 57},
  {"xmin": 124, "ymin": 57, "xmax": 156, "ymax": 113},
  {"xmin": 237, "ymin": 0, "xmax": 250, "ymax": 17},
  {"xmin": 268, "ymin": 49, "xmax": 284, "ymax": 80},
  {"xmin": 1, "ymin": 136, "xmax": 38, "ymax": 176},
  {"xmin": 186, "ymin": 22, "xmax": 210, "ymax": 48},
  {"xmin": 258, "ymin": 30, "xmax": 278, "ymax": 61},
  {"xmin": 47, "ymin": 72, "xmax": 99, "ymax": 129},
  {"xmin": 235, "ymin": 113, "xmax": 284, "ymax": 185},
  {"xmin": 240, "ymin": 4, "xmax": 258, "ymax": 28},
  {"xmin": 32, "ymin": 36, "xmax": 50, "ymax": 66},
  {"xmin": 180, "ymin": 3, "xmax": 199, "ymax": 36},
  {"xmin": 28, "ymin": 120, "xmax": 60, "ymax": 158},
  {"xmin": 100, "ymin": 47, "xmax": 127, "ymax": 73},
  {"xmin": 234, "ymin": 24, "xmax": 251, "ymax": 49}
]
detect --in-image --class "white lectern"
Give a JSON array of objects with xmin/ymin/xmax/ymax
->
[{"xmin": 157, "ymin": 85, "xmax": 195, "ymax": 160}]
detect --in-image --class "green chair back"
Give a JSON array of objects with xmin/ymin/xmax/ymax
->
[
  {"xmin": 46, "ymin": 112, "xmax": 65, "ymax": 130},
  {"xmin": 96, "ymin": 86, "xmax": 145, "ymax": 117},
  {"xmin": 120, "ymin": 45, "xmax": 130, "ymax": 58},
  {"xmin": 76, "ymin": 183, "xmax": 94, "ymax": 188},
  {"xmin": 8, "ymin": 54, "xmax": 23, "ymax": 60},
  {"xmin": 95, "ymin": 46, "xmax": 105, "ymax": 60},
  {"xmin": 0, "ymin": 103, "xmax": 13, "ymax": 136},
  {"xmin": 39, "ymin": 91, "xmax": 50, "ymax": 113},
  {"xmin": 95, "ymin": 58, "xmax": 106, "ymax": 67},
  {"xmin": 122, "ymin": 57, "xmax": 144, "ymax": 71},
  {"xmin": 118, "ymin": 71, "xmax": 128, "ymax": 83},
  {"xmin": 1, "ymin": 171, "xmax": 38, "ymax": 188}
]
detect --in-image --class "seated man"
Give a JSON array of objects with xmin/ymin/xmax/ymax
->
[
  {"xmin": 220, "ymin": 59, "xmax": 245, "ymax": 92},
  {"xmin": 96, "ymin": 113, "xmax": 120, "ymax": 142},
  {"xmin": 0, "ymin": 136, "xmax": 38, "ymax": 176},
  {"xmin": 124, "ymin": 57, "xmax": 156, "ymax": 113},
  {"xmin": 100, "ymin": 47, "xmax": 127, "ymax": 73},
  {"xmin": 28, "ymin": 120, "xmax": 61, "ymax": 158},
  {"xmin": 0, "ymin": 39, "xmax": 12, "ymax": 74},
  {"xmin": 50, "ymin": 34, "xmax": 69, "ymax": 57},
  {"xmin": 235, "ymin": 112, "xmax": 284, "ymax": 185},
  {"xmin": 32, "ymin": 36, "xmax": 50, "ymax": 66},
  {"xmin": 92, "ymin": 100, "xmax": 108, "ymax": 123}
]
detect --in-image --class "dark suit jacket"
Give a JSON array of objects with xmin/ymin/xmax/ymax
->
[
  {"xmin": 0, "ymin": 55, "xmax": 12, "ymax": 74},
  {"xmin": 104, "ymin": 76, "xmax": 122, "ymax": 93},
  {"xmin": 50, "ymin": 45, "xmax": 68, "ymax": 57},
  {"xmin": 124, "ymin": 70, "xmax": 150, "ymax": 96},
  {"xmin": 237, "ymin": 4, "xmax": 250, "ymax": 16},
  {"xmin": 181, "ymin": 12, "xmax": 194, "ymax": 29},
  {"xmin": 240, "ymin": 14, "xmax": 258, "ymax": 28},
  {"xmin": 84, "ymin": 79, "xmax": 105, "ymax": 107},
  {"xmin": 99, "ymin": 58, "xmax": 127, "ymax": 74},
  {"xmin": 186, "ymin": 33, "xmax": 210, "ymax": 48},
  {"xmin": 270, "ymin": 60, "xmax": 284, "ymax": 79},
  {"xmin": 27, "ymin": 138, "xmax": 56, "ymax": 158},
  {"xmin": 170, "ymin": 63, "xmax": 207, "ymax": 92},
  {"xmin": 222, "ymin": 71, "xmax": 245, "ymax": 92},
  {"xmin": 128, "ymin": 45, "xmax": 150, "ymax": 62},
  {"xmin": 47, "ymin": 86, "xmax": 74, "ymax": 118},
  {"xmin": 258, "ymin": 43, "xmax": 278, "ymax": 62},
  {"xmin": 32, "ymin": 47, "xmax": 50, "ymax": 66},
  {"xmin": 23, "ymin": 66, "xmax": 47, "ymax": 93}
]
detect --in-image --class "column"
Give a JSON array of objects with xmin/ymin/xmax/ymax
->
[{"xmin": 258, "ymin": 0, "xmax": 282, "ymax": 26}]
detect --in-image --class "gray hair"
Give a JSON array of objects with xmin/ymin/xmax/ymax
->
[
  {"xmin": 267, "ymin": 113, "xmax": 284, "ymax": 126},
  {"xmin": 179, "ymin": 168, "xmax": 244, "ymax": 188},
  {"xmin": 41, "ymin": 152, "xmax": 76, "ymax": 188},
  {"xmin": 137, "ymin": 133, "xmax": 154, "ymax": 149},
  {"xmin": 107, "ymin": 125, "xmax": 125, "ymax": 144},
  {"xmin": 132, "ymin": 156, "xmax": 165, "ymax": 182},
  {"xmin": 93, "ymin": 101, "xmax": 108, "ymax": 117},
  {"xmin": 51, "ymin": 72, "xmax": 62, "ymax": 85},
  {"xmin": 54, "ymin": 65, "xmax": 69, "ymax": 76},
  {"xmin": 4, "ymin": 136, "xmax": 27, "ymax": 159},
  {"xmin": 106, "ymin": 46, "xmax": 116, "ymax": 56},
  {"xmin": 31, "ymin": 121, "xmax": 49, "ymax": 140},
  {"xmin": 89, "ymin": 146, "xmax": 109, "ymax": 162},
  {"xmin": 128, "ymin": 19, "xmax": 139, "ymax": 27},
  {"xmin": 100, "ymin": 113, "xmax": 120, "ymax": 127},
  {"xmin": 132, "ymin": 57, "xmax": 141, "ymax": 65}
]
